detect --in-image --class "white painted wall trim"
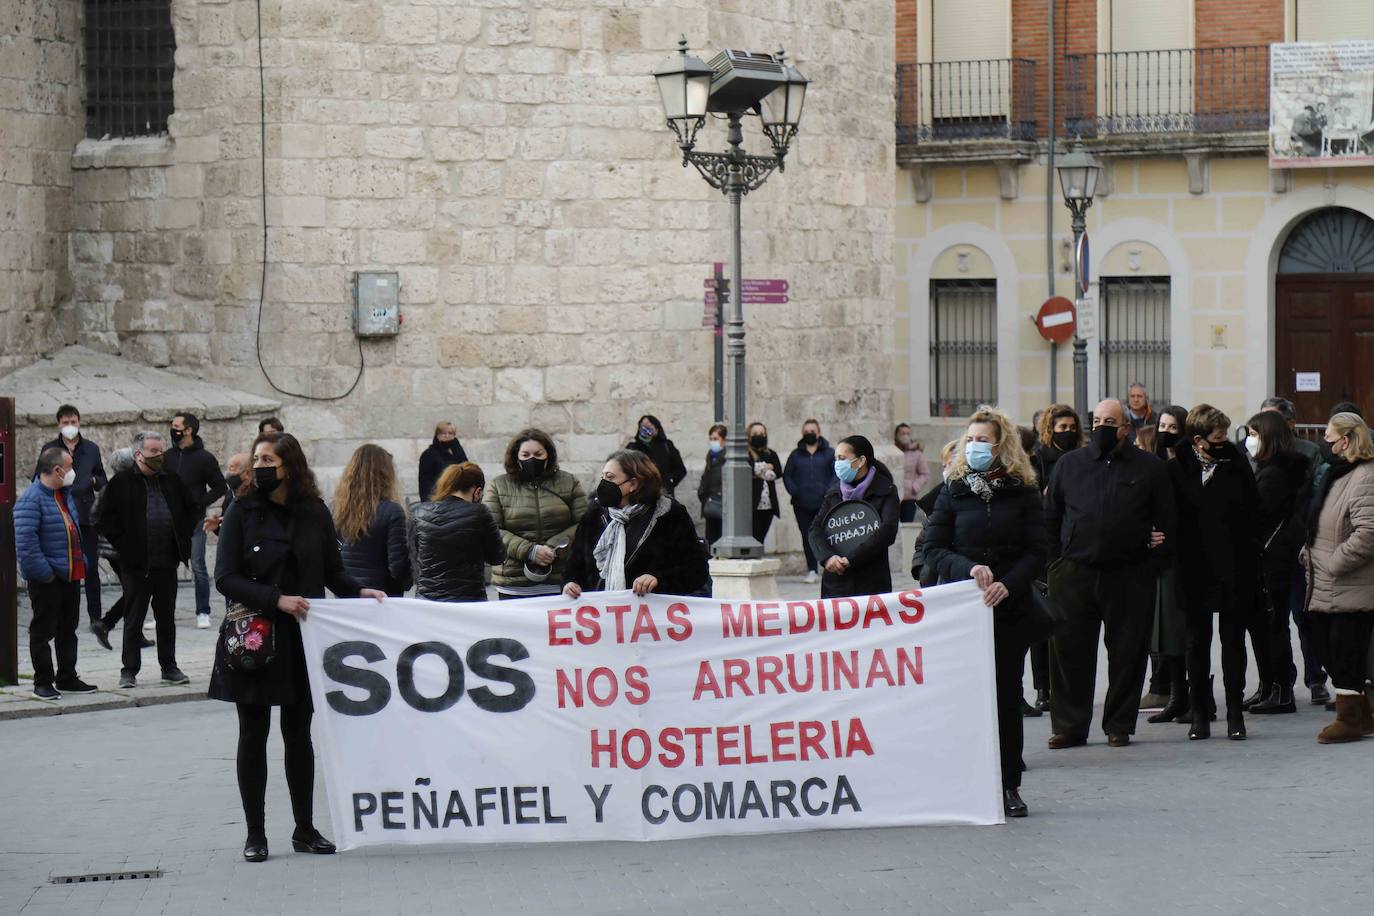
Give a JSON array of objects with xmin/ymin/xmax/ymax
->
[
  {"xmin": 1087, "ymin": 218, "xmax": 1194, "ymax": 408},
  {"xmin": 907, "ymin": 223, "xmax": 1022, "ymax": 423},
  {"xmin": 1243, "ymin": 187, "xmax": 1374, "ymax": 411}
]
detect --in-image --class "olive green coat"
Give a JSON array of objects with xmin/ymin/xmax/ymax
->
[{"xmin": 482, "ymin": 469, "xmax": 588, "ymax": 587}]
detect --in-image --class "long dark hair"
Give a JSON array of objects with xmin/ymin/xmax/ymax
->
[
  {"xmin": 238, "ymin": 432, "xmax": 321, "ymax": 503},
  {"xmin": 1155, "ymin": 405, "xmax": 1188, "ymax": 459},
  {"xmin": 1246, "ymin": 410, "xmax": 1295, "ymax": 462},
  {"xmin": 838, "ymin": 434, "xmax": 892, "ymax": 480}
]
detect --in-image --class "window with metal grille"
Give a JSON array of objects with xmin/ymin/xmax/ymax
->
[
  {"xmin": 929, "ymin": 280, "xmax": 998, "ymax": 417},
  {"xmin": 1099, "ymin": 277, "xmax": 1171, "ymax": 405},
  {"xmin": 83, "ymin": 0, "xmax": 176, "ymax": 139}
]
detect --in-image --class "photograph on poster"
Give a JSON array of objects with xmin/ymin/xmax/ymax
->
[{"xmin": 1270, "ymin": 41, "xmax": 1374, "ymax": 168}]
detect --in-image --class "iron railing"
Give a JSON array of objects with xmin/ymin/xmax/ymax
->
[
  {"xmin": 898, "ymin": 59, "xmax": 1037, "ymax": 144},
  {"xmin": 929, "ymin": 280, "xmax": 998, "ymax": 418},
  {"xmin": 1100, "ymin": 277, "xmax": 1171, "ymax": 406},
  {"xmin": 83, "ymin": 0, "xmax": 177, "ymax": 139},
  {"xmin": 1064, "ymin": 46, "xmax": 1268, "ymax": 138}
]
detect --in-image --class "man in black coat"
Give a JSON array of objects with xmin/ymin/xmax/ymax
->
[
  {"xmin": 1044, "ymin": 399, "xmax": 1175, "ymax": 748},
  {"xmin": 34, "ymin": 404, "xmax": 108, "ymax": 629},
  {"xmin": 166, "ymin": 412, "xmax": 227, "ymax": 627},
  {"xmin": 98, "ymin": 431, "xmax": 197, "ymax": 688}
]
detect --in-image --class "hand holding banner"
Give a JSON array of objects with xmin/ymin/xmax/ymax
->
[{"xmin": 300, "ymin": 582, "xmax": 1003, "ymax": 849}]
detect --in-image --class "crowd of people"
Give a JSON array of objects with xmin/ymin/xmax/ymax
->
[{"xmin": 14, "ymin": 390, "xmax": 1374, "ymax": 851}]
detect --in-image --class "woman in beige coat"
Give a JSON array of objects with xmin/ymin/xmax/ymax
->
[{"xmin": 1302, "ymin": 411, "xmax": 1374, "ymax": 744}]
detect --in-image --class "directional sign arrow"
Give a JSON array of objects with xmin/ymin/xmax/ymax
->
[
  {"xmin": 704, "ymin": 293, "xmax": 789, "ymax": 304},
  {"xmin": 704, "ymin": 278, "xmax": 789, "ymax": 293}
]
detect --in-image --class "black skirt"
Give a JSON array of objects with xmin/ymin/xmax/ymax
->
[{"xmin": 207, "ymin": 608, "xmax": 312, "ymax": 709}]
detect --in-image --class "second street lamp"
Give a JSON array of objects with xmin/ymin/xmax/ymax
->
[
  {"xmin": 1055, "ymin": 145, "xmax": 1102, "ymax": 419},
  {"xmin": 653, "ymin": 38, "xmax": 807, "ymax": 560}
]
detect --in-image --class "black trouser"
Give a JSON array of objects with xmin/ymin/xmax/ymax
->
[
  {"xmin": 899, "ymin": 499, "xmax": 918, "ymax": 523},
  {"xmin": 792, "ymin": 505, "xmax": 820, "ymax": 573},
  {"xmin": 1289, "ymin": 566, "xmax": 1327, "ymax": 687},
  {"xmin": 1263, "ymin": 571, "xmax": 1298, "ymax": 690},
  {"xmin": 120, "ymin": 567, "xmax": 179, "ymax": 676},
  {"xmin": 236, "ymin": 702, "xmax": 316, "ymax": 838},
  {"xmin": 704, "ymin": 517, "xmax": 722, "ymax": 546},
  {"xmin": 994, "ymin": 614, "xmax": 1028, "ymax": 789},
  {"xmin": 752, "ymin": 509, "xmax": 775, "ymax": 545},
  {"xmin": 1048, "ymin": 559, "xmax": 1154, "ymax": 738},
  {"xmin": 1148, "ymin": 653, "xmax": 1170, "ymax": 694},
  {"xmin": 1306, "ymin": 613, "xmax": 1374, "ymax": 693},
  {"xmin": 1244, "ymin": 595, "xmax": 1274, "ymax": 695},
  {"xmin": 1027, "ymin": 639, "xmax": 1049, "ymax": 692},
  {"xmin": 29, "ymin": 579, "xmax": 80, "ymax": 688},
  {"xmin": 100, "ymin": 556, "xmax": 127, "ymax": 631},
  {"xmin": 1185, "ymin": 603, "xmax": 1248, "ymax": 715},
  {"xmin": 79, "ymin": 525, "xmax": 102, "ymax": 622}
]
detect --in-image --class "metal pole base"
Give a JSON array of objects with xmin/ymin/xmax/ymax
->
[{"xmin": 712, "ymin": 535, "xmax": 765, "ymax": 560}]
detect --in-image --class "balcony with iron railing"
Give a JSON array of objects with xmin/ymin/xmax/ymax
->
[
  {"xmin": 896, "ymin": 58, "xmax": 1039, "ymax": 163},
  {"xmin": 1064, "ymin": 45, "xmax": 1269, "ymax": 152}
]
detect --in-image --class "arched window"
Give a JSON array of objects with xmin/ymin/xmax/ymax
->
[
  {"xmin": 83, "ymin": 0, "xmax": 176, "ymax": 139},
  {"xmin": 1278, "ymin": 207, "xmax": 1374, "ymax": 274}
]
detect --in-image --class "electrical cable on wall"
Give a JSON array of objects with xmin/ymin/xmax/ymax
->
[{"xmin": 253, "ymin": 0, "xmax": 363, "ymax": 401}]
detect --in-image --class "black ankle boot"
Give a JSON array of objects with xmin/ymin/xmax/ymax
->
[
  {"xmin": 1227, "ymin": 692, "xmax": 1247, "ymax": 740},
  {"xmin": 1034, "ymin": 688, "xmax": 1050, "ymax": 712},
  {"xmin": 243, "ymin": 832, "xmax": 268, "ymax": 863},
  {"xmin": 1149, "ymin": 669, "xmax": 1190, "ymax": 723},
  {"xmin": 1188, "ymin": 681, "xmax": 1212, "ymax": 740},
  {"xmin": 1241, "ymin": 684, "xmax": 1267, "ymax": 711},
  {"xmin": 1252, "ymin": 683, "xmax": 1297, "ymax": 715}
]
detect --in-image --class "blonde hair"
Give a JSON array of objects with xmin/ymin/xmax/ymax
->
[
  {"xmin": 1329, "ymin": 412, "xmax": 1374, "ymax": 462},
  {"xmin": 333, "ymin": 444, "xmax": 401, "ymax": 543},
  {"xmin": 946, "ymin": 405, "xmax": 1038, "ymax": 486},
  {"xmin": 432, "ymin": 461, "xmax": 485, "ymax": 500},
  {"xmin": 940, "ymin": 439, "xmax": 960, "ymax": 465}
]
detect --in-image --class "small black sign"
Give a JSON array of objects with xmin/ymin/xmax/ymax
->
[{"xmin": 821, "ymin": 499, "xmax": 883, "ymax": 560}]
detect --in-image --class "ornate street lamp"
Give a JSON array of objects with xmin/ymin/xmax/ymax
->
[
  {"xmin": 1055, "ymin": 145, "xmax": 1102, "ymax": 419},
  {"xmin": 653, "ymin": 38, "xmax": 807, "ymax": 560}
]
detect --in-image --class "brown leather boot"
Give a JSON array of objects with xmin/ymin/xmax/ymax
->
[
  {"xmin": 1361, "ymin": 695, "xmax": 1374, "ymax": 738},
  {"xmin": 1318, "ymin": 695, "xmax": 1365, "ymax": 744}
]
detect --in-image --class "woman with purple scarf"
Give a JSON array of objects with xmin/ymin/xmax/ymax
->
[{"xmin": 807, "ymin": 435, "xmax": 900, "ymax": 599}]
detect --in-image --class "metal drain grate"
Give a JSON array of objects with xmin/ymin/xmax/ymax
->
[{"xmin": 50, "ymin": 870, "xmax": 163, "ymax": 885}]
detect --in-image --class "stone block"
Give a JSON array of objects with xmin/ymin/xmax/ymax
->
[
  {"xmin": 546, "ymin": 366, "xmax": 595, "ymax": 403},
  {"xmin": 495, "ymin": 367, "xmax": 544, "ymax": 403},
  {"xmin": 365, "ymin": 127, "xmax": 425, "ymax": 160},
  {"xmin": 382, "ymin": 5, "xmax": 439, "ymax": 45}
]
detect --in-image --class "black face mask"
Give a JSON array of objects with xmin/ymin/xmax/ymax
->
[
  {"xmin": 1091, "ymin": 426, "xmax": 1120, "ymax": 453},
  {"xmin": 749, "ymin": 435, "xmax": 767, "ymax": 450},
  {"xmin": 1051, "ymin": 430, "xmax": 1078, "ymax": 452},
  {"xmin": 595, "ymin": 478, "xmax": 626, "ymax": 509},
  {"xmin": 1320, "ymin": 439, "xmax": 1343, "ymax": 465},
  {"xmin": 225, "ymin": 474, "xmax": 242, "ymax": 493},
  {"xmin": 253, "ymin": 466, "xmax": 282, "ymax": 494},
  {"xmin": 518, "ymin": 457, "xmax": 547, "ymax": 480},
  {"xmin": 801, "ymin": 432, "xmax": 818, "ymax": 446},
  {"xmin": 1157, "ymin": 430, "xmax": 1180, "ymax": 451},
  {"xmin": 1208, "ymin": 440, "xmax": 1238, "ymax": 461}
]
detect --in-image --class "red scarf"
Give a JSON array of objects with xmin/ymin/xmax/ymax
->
[{"xmin": 53, "ymin": 489, "xmax": 85, "ymax": 582}]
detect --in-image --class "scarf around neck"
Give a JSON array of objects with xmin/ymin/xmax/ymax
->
[
  {"xmin": 593, "ymin": 501, "xmax": 650, "ymax": 591},
  {"xmin": 840, "ymin": 466, "xmax": 876, "ymax": 501}
]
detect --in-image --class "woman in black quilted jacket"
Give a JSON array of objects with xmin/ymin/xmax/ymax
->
[
  {"xmin": 410, "ymin": 462, "xmax": 504, "ymax": 602},
  {"xmin": 920, "ymin": 406, "xmax": 1046, "ymax": 819},
  {"xmin": 334, "ymin": 444, "xmax": 411, "ymax": 597}
]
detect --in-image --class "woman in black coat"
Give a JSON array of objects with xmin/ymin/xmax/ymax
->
[
  {"xmin": 808, "ymin": 435, "xmax": 900, "ymax": 599},
  {"xmin": 747, "ymin": 421, "xmax": 784, "ymax": 544},
  {"xmin": 210, "ymin": 433, "xmax": 385, "ymax": 862},
  {"xmin": 698, "ymin": 424, "xmax": 726, "ymax": 545},
  {"xmin": 335, "ymin": 444, "xmax": 412, "ymax": 597},
  {"xmin": 417, "ymin": 420, "xmax": 467, "ymax": 501},
  {"xmin": 1168, "ymin": 405, "xmax": 1262, "ymax": 740},
  {"xmin": 1246, "ymin": 411, "xmax": 1310, "ymax": 715},
  {"xmin": 920, "ymin": 407, "xmax": 1046, "ymax": 819},
  {"xmin": 626, "ymin": 414, "xmax": 688, "ymax": 496},
  {"xmin": 410, "ymin": 462, "xmax": 505, "ymax": 602},
  {"xmin": 563, "ymin": 450, "xmax": 709, "ymax": 599}
]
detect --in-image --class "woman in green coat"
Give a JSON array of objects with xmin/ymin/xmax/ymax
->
[{"xmin": 482, "ymin": 428, "xmax": 588, "ymax": 599}]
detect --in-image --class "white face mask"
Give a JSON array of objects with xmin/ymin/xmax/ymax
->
[
  {"xmin": 61, "ymin": 469, "xmax": 76, "ymax": 488},
  {"xmin": 1244, "ymin": 434, "xmax": 1261, "ymax": 459},
  {"xmin": 61, "ymin": 424, "xmax": 79, "ymax": 440}
]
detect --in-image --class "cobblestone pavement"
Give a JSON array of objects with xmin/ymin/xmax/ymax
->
[{"xmin": 4, "ymin": 576, "xmax": 1369, "ymax": 914}]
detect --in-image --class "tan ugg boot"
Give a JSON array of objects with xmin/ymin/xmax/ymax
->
[
  {"xmin": 1361, "ymin": 695, "xmax": 1374, "ymax": 737},
  {"xmin": 1318, "ymin": 695, "xmax": 1364, "ymax": 744}
]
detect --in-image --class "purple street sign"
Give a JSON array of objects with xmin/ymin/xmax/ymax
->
[
  {"xmin": 704, "ymin": 292, "xmax": 789, "ymax": 304},
  {"xmin": 703, "ymin": 278, "xmax": 788, "ymax": 293}
]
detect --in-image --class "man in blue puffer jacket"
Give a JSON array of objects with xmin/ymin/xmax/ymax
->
[
  {"xmin": 782, "ymin": 419, "xmax": 837, "ymax": 584},
  {"xmin": 15, "ymin": 447, "xmax": 98, "ymax": 699}
]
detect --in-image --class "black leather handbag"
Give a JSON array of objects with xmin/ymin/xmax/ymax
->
[{"xmin": 1024, "ymin": 577, "xmax": 1069, "ymax": 643}]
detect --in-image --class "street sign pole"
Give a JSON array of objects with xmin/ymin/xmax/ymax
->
[
  {"xmin": 712, "ymin": 262, "xmax": 726, "ymax": 422},
  {"xmin": 0, "ymin": 397, "xmax": 17, "ymax": 685}
]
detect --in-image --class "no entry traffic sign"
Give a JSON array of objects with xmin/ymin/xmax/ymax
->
[{"xmin": 1035, "ymin": 296, "xmax": 1077, "ymax": 344}]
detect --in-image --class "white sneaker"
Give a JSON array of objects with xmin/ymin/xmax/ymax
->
[
  {"xmin": 143, "ymin": 617, "xmax": 156, "ymax": 631},
  {"xmin": 196, "ymin": 614, "xmax": 211, "ymax": 630},
  {"xmin": 803, "ymin": 570, "xmax": 819, "ymax": 585}
]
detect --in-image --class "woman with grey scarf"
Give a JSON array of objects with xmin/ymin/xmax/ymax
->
[{"xmin": 562, "ymin": 450, "xmax": 709, "ymax": 599}]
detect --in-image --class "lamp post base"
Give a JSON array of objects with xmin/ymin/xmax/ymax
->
[
  {"xmin": 711, "ymin": 535, "xmax": 765, "ymax": 560},
  {"xmin": 708, "ymin": 557, "xmax": 782, "ymax": 600}
]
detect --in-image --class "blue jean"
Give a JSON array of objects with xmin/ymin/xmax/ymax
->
[
  {"xmin": 191, "ymin": 524, "xmax": 211, "ymax": 617},
  {"xmin": 1289, "ymin": 564, "xmax": 1326, "ymax": 688},
  {"xmin": 792, "ymin": 504, "xmax": 819, "ymax": 573}
]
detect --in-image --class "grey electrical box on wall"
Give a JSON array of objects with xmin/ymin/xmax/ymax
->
[{"xmin": 353, "ymin": 271, "xmax": 401, "ymax": 337}]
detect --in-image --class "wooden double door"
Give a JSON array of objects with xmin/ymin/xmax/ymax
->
[{"xmin": 1275, "ymin": 275, "xmax": 1374, "ymax": 424}]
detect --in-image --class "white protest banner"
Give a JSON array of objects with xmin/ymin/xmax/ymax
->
[{"xmin": 300, "ymin": 581, "xmax": 1002, "ymax": 849}]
